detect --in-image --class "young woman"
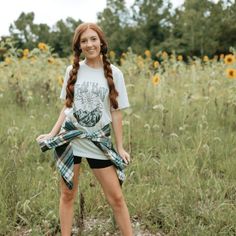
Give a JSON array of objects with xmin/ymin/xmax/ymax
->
[{"xmin": 36, "ymin": 22, "xmax": 133, "ymax": 236}]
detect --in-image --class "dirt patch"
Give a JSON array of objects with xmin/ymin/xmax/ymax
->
[
  {"xmin": 13, "ymin": 218, "xmax": 163, "ymax": 235},
  {"xmin": 72, "ymin": 217, "xmax": 163, "ymax": 236}
]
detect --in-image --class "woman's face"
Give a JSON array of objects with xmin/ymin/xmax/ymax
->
[{"xmin": 79, "ymin": 28, "xmax": 101, "ymax": 60}]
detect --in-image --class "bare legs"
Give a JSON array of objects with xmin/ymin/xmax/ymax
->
[
  {"xmin": 59, "ymin": 164, "xmax": 80, "ymax": 236},
  {"xmin": 92, "ymin": 166, "xmax": 133, "ymax": 236},
  {"xmin": 59, "ymin": 164, "xmax": 132, "ymax": 236}
]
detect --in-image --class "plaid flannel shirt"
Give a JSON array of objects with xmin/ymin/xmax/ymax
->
[{"xmin": 38, "ymin": 120, "xmax": 127, "ymax": 189}]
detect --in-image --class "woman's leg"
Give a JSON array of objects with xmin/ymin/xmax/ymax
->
[
  {"xmin": 59, "ymin": 163, "xmax": 80, "ymax": 236},
  {"xmin": 92, "ymin": 165, "xmax": 133, "ymax": 236}
]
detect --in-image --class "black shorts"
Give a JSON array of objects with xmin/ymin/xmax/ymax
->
[{"xmin": 74, "ymin": 156, "xmax": 113, "ymax": 169}]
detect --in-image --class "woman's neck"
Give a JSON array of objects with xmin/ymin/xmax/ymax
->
[{"xmin": 85, "ymin": 57, "xmax": 103, "ymax": 69}]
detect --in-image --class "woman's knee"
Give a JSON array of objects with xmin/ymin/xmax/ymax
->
[
  {"xmin": 108, "ymin": 193, "xmax": 125, "ymax": 211},
  {"xmin": 60, "ymin": 188, "xmax": 77, "ymax": 203},
  {"xmin": 60, "ymin": 165, "xmax": 80, "ymax": 203},
  {"xmin": 60, "ymin": 178, "xmax": 78, "ymax": 203}
]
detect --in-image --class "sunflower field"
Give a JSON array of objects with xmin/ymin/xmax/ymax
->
[{"xmin": 1, "ymin": 40, "xmax": 236, "ymax": 235}]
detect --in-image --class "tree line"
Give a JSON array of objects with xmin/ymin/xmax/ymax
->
[{"xmin": 1, "ymin": 0, "xmax": 236, "ymax": 58}]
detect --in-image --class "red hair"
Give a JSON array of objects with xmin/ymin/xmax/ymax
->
[{"xmin": 65, "ymin": 22, "xmax": 118, "ymax": 109}]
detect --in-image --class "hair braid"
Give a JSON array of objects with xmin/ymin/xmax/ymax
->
[
  {"xmin": 102, "ymin": 52, "xmax": 119, "ymax": 109},
  {"xmin": 65, "ymin": 51, "xmax": 81, "ymax": 107}
]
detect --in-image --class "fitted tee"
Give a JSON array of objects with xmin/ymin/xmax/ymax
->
[{"xmin": 60, "ymin": 60, "xmax": 130, "ymax": 160}]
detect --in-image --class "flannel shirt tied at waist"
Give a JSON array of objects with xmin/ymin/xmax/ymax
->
[{"xmin": 38, "ymin": 120, "xmax": 127, "ymax": 189}]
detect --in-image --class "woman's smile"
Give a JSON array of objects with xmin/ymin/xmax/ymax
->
[{"xmin": 80, "ymin": 28, "xmax": 101, "ymax": 60}]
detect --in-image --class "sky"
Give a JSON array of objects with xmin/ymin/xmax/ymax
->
[{"xmin": 0, "ymin": 0, "xmax": 185, "ymax": 37}]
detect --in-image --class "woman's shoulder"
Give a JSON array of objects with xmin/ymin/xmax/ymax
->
[
  {"xmin": 65, "ymin": 61, "xmax": 85, "ymax": 72},
  {"xmin": 110, "ymin": 64, "xmax": 123, "ymax": 78},
  {"xmin": 66, "ymin": 64, "xmax": 73, "ymax": 71}
]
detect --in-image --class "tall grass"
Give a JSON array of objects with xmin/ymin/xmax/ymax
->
[{"xmin": 1, "ymin": 45, "xmax": 236, "ymax": 235}]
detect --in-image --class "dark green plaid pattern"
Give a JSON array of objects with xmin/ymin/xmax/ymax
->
[{"xmin": 38, "ymin": 121, "xmax": 127, "ymax": 189}]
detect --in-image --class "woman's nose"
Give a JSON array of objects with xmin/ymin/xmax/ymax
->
[{"xmin": 87, "ymin": 40, "xmax": 92, "ymax": 47}]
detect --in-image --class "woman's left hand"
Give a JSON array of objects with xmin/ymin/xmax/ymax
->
[{"xmin": 117, "ymin": 147, "xmax": 131, "ymax": 165}]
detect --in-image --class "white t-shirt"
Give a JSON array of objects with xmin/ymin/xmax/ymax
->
[{"xmin": 60, "ymin": 60, "xmax": 130, "ymax": 160}]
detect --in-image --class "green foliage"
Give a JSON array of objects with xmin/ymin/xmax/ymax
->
[
  {"xmin": 218, "ymin": 1, "xmax": 236, "ymax": 52},
  {"xmin": 98, "ymin": 0, "xmax": 236, "ymax": 56},
  {"xmin": 162, "ymin": 0, "xmax": 222, "ymax": 56},
  {"xmin": 1, "ymin": 44, "xmax": 236, "ymax": 234},
  {"xmin": 97, "ymin": 0, "xmax": 132, "ymax": 55},
  {"xmin": 8, "ymin": 12, "xmax": 82, "ymax": 57},
  {"xmin": 132, "ymin": 0, "xmax": 172, "ymax": 50},
  {"xmin": 1, "ymin": 0, "xmax": 236, "ymax": 58},
  {"xmin": 49, "ymin": 17, "xmax": 83, "ymax": 57}
]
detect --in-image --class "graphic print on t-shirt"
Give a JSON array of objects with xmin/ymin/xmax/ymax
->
[{"xmin": 73, "ymin": 81, "xmax": 109, "ymax": 127}]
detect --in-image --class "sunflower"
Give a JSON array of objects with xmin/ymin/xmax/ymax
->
[
  {"xmin": 4, "ymin": 57, "xmax": 12, "ymax": 64},
  {"xmin": 144, "ymin": 50, "xmax": 151, "ymax": 58},
  {"xmin": 38, "ymin": 42, "xmax": 48, "ymax": 51},
  {"xmin": 23, "ymin": 49, "xmax": 29, "ymax": 57},
  {"xmin": 152, "ymin": 74, "xmax": 160, "ymax": 85},
  {"xmin": 136, "ymin": 56, "xmax": 144, "ymax": 68},
  {"xmin": 121, "ymin": 52, "xmax": 126, "ymax": 58},
  {"xmin": 226, "ymin": 68, "xmax": 236, "ymax": 79},
  {"xmin": 220, "ymin": 54, "xmax": 224, "ymax": 60},
  {"xmin": 203, "ymin": 56, "xmax": 209, "ymax": 62},
  {"xmin": 161, "ymin": 51, "xmax": 168, "ymax": 59},
  {"xmin": 109, "ymin": 50, "xmax": 115, "ymax": 59},
  {"xmin": 153, "ymin": 61, "xmax": 159, "ymax": 68},
  {"xmin": 224, "ymin": 54, "xmax": 235, "ymax": 65},
  {"xmin": 48, "ymin": 57, "xmax": 55, "ymax": 64},
  {"xmin": 57, "ymin": 76, "xmax": 64, "ymax": 86},
  {"xmin": 177, "ymin": 55, "xmax": 183, "ymax": 61}
]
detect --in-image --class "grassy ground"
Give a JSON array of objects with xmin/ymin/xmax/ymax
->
[{"xmin": 1, "ymin": 47, "xmax": 236, "ymax": 235}]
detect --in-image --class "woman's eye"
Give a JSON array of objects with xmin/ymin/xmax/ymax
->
[{"xmin": 81, "ymin": 40, "xmax": 86, "ymax": 43}]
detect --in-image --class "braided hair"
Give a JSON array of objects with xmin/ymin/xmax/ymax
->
[{"xmin": 65, "ymin": 23, "xmax": 118, "ymax": 109}]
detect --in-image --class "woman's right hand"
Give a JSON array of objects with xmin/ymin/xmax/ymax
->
[{"xmin": 36, "ymin": 133, "xmax": 54, "ymax": 143}]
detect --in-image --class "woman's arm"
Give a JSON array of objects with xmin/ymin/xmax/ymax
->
[
  {"xmin": 49, "ymin": 105, "xmax": 67, "ymax": 136},
  {"xmin": 36, "ymin": 105, "xmax": 66, "ymax": 142},
  {"xmin": 111, "ymin": 110, "xmax": 130, "ymax": 164}
]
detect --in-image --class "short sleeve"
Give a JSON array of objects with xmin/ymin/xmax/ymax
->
[
  {"xmin": 60, "ymin": 65, "xmax": 72, "ymax": 100},
  {"xmin": 111, "ymin": 67, "xmax": 130, "ymax": 111}
]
